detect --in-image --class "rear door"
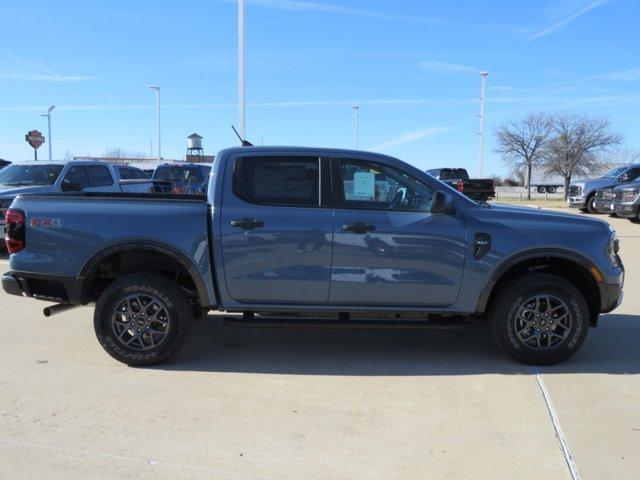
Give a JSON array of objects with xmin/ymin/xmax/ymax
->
[
  {"xmin": 330, "ymin": 156, "xmax": 466, "ymax": 307},
  {"xmin": 220, "ymin": 154, "xmax": 333, "ymax": 304}
]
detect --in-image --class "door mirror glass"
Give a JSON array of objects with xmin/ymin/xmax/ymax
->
[
  {"xmin": 618, "ymin": 173, "xmax": 629, "ymax": 182},
  {"xmin": 431, "ymin": 191, "xmax": 454, "ymax": 214}
]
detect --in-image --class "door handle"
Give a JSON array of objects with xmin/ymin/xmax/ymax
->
[
  {"xmin": 342, "ymin": 222, "xmax": 375, "ymax": 234},
  {"xmin": 230, "ymin": 218, "xmax": 264, "ymax": 230}
]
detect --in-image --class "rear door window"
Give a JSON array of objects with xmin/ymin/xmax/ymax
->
[
  {"xmin": 233, "ymin": 156, "xmax": 320, "ymax": 207},
  {"xmin": 63, "ymin": 165, "xmax": 91, "ymax": 188},
  {"xmin": 86, "ymin": 165, "xmax": 114, "ymax": 187}
]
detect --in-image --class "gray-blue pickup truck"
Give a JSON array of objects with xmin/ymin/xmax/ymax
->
[{"xmin": 2, "ymin": 147, "xmax": 624, "ymax": 366}]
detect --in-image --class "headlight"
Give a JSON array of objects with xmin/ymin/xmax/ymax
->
[
  {"xmin": 600, "ymin": 188, "xmax": 614, "ymax": 200},
  {"xmin": 607, "ymin": 229, "xmax": 620, "ymax": 267},
  {"xmin": 621, "ymin": 189, "xmax": 639, "ymax": 203}
]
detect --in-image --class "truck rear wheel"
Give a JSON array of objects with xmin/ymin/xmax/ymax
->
[
  {"xmin": 94, "ymin": 273, "xmax": 193, "ymax": 366},
  {"xmin": 536, "ymin": 186, "xmax": 547, "ymax": 193},
  {"xmin": 490, "ymin": 273, "xmax": 589, "ymax": 365}
]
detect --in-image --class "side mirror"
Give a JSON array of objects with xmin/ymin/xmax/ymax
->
[
  {"xmin": 431, "ymin": 191, "xmax": 455, "ymax": 214},
  {"xmin": 61, "ymin": 180, "xmax": 83, "ymax": 192},
  {"xmin": 618, "ymin": 173, "xmax": 629, "ymax": 182}
]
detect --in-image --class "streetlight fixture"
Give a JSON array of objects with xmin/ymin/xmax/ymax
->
[
  {"xmin": 149, "ymin": 85, "xmax": 161, "ymax": 163},
  {"xmin": 40, "ymin": 105, "xmax": 55, "ymax": 161},
  {"xmin": 352, "ymin": 104, "xmax": 359, "ymax": 149},
  {"xmin": 477, "ymin": 72, "xmax": 489, "ymax": 177},
  {"xmin": 238, "ymin": 0, "xmax": 246, "ymax": 141}
]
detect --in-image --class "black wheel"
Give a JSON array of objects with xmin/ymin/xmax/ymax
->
[
  {"xmin": 490, "ymin": 273, "xmax": 589, "ymax": 365},
  {"xmin": 547, "ymin": 186, "xmax": 557, "ymax": 194},
  {"xmin": 586, "ymin": 195, "xmax": 599, "ymax": 214},
  {"xmin": 536, "ymin": 186, "xmax": 547, "ymax": 194},
  {"xmin": 94, "ymin": 273, "xmax": 193, "ymax": 366}
]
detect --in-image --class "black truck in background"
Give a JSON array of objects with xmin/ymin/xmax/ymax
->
[{"xmin": 426, "ymin": 168, "xmax": 495, "ymax": 202}]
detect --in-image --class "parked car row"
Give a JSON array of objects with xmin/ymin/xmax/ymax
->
[
  {"xmin": 0, "ymin": 160, "xmax": 213, "ymax": 241},
  {"xmin": 567, "ymin": 163, "xmax": 640, "ymax": 222}
]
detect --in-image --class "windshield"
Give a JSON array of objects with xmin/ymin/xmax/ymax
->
[
  {"xmin": 0, "ymin": 164, "xmax": 64, "ymax": 186},
  {"xmin": 603, "ymin": 166, "xmax": 628, "ymax": 178}
]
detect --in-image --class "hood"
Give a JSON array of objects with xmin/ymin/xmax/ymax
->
[
  {"xmin": 613, "ymin": 181, "xmax": 640, "ymax": 191},
  {"xmin": 570, "ymin": 177, "xmax": 613, "ymax": 190},
  {"xmin": 486, "ymin": 203, "xmax": 609, "ymax": 227},
  {"xmin": 0, "ymin": 185, "xmax": 56, "ymax": 197}
]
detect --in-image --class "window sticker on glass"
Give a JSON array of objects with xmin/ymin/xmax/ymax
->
[{"xmin": 353, "ymin": 171, "xmax": 375, "ymax": 199}]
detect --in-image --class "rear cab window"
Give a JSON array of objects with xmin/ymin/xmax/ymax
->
[{"xmin": 233, "ymin": 156, "xmax": 320, "ymax": 207}]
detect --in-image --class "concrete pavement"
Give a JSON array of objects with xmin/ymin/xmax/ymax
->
[{"xmin": 0, "ymin": 212, "xmax": 638, "ymax": 480}]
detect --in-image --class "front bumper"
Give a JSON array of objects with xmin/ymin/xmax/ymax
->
[
  {"xmin": 594, "ymin": 199, "xmax": 615, "ymax": 214},
  {"xmin": 613, "ymin": 202, "xmax": 639, "ymax": 218},
  {"xmin": 567, "ymin": 195, "xmax": 586, "ymax": 207}
]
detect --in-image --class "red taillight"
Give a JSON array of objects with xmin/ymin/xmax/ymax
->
[
  {"xmin": 4, "ymin": 208, "xmax": 25, "ymax": 254},
  {"xmin": 456, "ymin": 180, "xmax": 464, "ymax": 192}
]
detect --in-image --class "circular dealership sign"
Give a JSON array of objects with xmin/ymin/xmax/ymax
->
[{"xmin": 25, "ymin": 130, "xmax": 45, "ymax": 149}]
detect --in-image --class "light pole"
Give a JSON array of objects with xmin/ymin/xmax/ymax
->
[
  {"xmin": 40, "ymin": 105, "xmax": 55, "ymax": 161},
  {"xmin": 238, "ymin": 0, "xmax": 246, "ymax": 140},
  {"xmin": 149, "ymin": 86, "xmax": 161, "ymax": 163},
  {"xmin": 352, "ymin": 104, "xmax": 359, "ymax": 149},
  {"xmin": 477, "ymin": 72, "xmax": 489, "ymax": 177}
]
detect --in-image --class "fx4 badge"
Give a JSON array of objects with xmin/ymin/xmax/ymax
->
[{"xmin": 30, "ymin": 218, "xmax": 61, "ymax": 228}]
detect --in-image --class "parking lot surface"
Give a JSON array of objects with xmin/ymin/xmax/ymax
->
[{"xmin": 1, "ymin": 211, "xmax": 639, "ymax": 480}]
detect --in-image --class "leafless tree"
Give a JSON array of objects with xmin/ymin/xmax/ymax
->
[
  {"xmin": 495, "ymin": 113, "xmax": 553, "ymax": 199},
  {"xmin": 104, "ymin": 148, "xmax": 145, "ymax": 159},
  {"xmin": 544, "ymin": 114, "xmax": 623, "ymax": 198}
]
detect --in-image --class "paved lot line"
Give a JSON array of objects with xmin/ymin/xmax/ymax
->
[{"xmin": 534, "ymin": 367, "xmax": 581, "ymax": 480}]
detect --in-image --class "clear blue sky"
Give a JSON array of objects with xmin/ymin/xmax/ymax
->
[{"xmin": 1, "ymin": 0, "xmax": 638, "ymax": 177}]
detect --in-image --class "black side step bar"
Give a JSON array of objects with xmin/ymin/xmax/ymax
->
[{"xmin": 223, "ymin": 316, "xmax": 469, "ymax": 330}]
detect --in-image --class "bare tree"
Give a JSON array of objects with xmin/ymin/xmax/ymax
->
[
  {"xmin": 544, "ymin": 114, "xmax": 623, "ymax": 199},
  {"xmin": 495, "ymin": 113, "xmax": 553, "ymax": 199},
  {"xmin": 104, "ymin": 148, "xmax": 145, "ymax": 159}
]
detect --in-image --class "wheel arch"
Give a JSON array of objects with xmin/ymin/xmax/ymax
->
[
  {"xmin": 74, "ymin": 241, "xmax": 213, "ymax": 307},
  {"xmin": 477, "ymin": 249, "xmax": 602, "ymax": 326}
]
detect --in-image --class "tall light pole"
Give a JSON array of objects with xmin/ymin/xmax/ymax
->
[
  {"xmin": 238, "ymin": 0, "xmax": 246, "ymax": 141},
  {"xmin": 352, "ymin": 104, "xmax": 359, "ymax": 149},
  {"xmin": 477, "ymin": 72, "xmax": 489, "ymax": 177},
  {"xmin": 149, "ymin": 86, "xmax": 161, "ymax": 163},
  {"xmin": 40, "ymin": 105, "xmax": 55, "ymax": 161}
]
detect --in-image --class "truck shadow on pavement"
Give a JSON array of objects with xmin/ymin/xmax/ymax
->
[{"xmin": 158, "ymin": 314, "xmax": 640, "ymax": 376}]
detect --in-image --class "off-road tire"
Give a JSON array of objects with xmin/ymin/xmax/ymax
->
[
  {"xmin": 94, "ymin": 273, "xmax": 193, "ymax": 366},
  {"xmin": 490, "ymin": 273, "xmax": 590, "ymax": 365}
]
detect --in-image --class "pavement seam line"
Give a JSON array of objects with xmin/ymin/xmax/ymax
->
[{"xmin": 534, "ymin": 366, "xmax": 582, "ymax": 480}]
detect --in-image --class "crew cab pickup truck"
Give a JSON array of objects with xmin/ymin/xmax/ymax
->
[
  {"xmin": 0, "ymin": 160, "xmax": 152, "ymax": 234},
  {"xmin": 426, "ymin": 168, "xmax": 495, "ymax": 202},
  {"xmin": 2, "ymin": 147, "xmax": 624, "ymax": 366},
  {"xmin": 568, "ymin": 164, "xmax": 640, "ymax": 213},
  {"xmin": 612, "ymin": 181, "xmax": 640, "ymax": 222}
]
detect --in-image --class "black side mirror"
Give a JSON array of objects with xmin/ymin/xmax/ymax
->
[
  {"xmin": 618, "ymin": 173, "xmax": 629, "ymax": 182},
  {"xmin": 431, "ymin": 191, "xmax": 455, "ymax": 214},
  {"xmin": 61, "ymin": 180, "xmax": 83, "ymax": 192}
]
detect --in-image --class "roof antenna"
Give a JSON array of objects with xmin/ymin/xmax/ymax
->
[{"xmin": 231, "ymin": 125, "xmax": 253, "ymax": 147}]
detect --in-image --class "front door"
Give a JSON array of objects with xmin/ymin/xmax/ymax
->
[
  {"xmin": 330, "ymin": 157, "xmax": 466, "ymax": 307},
  {"xmin": 220, "ymin": 154, "xmax": 333, "ymax": 304}
]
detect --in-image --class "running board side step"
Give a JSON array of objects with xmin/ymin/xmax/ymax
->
[{"xmin": 223, "ymin": 316, "xmax": 469, "ymax": 330}]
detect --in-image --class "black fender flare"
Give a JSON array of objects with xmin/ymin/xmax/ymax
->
[
  {"xmin": 475, "ymin": 248, "xmax": 602, "ymax": 314},
  {"xmin": 73, "ymin": 240, "xmax": 213, "ymax": 307}
]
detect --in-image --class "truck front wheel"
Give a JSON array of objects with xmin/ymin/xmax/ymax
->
[
  {"xmin": 94, "ymin": 273, "xmax": 193, "ymax": 366},
  {"xmin": 490, "ymin": 273, "xmax": 589, "ymax": 365}
]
